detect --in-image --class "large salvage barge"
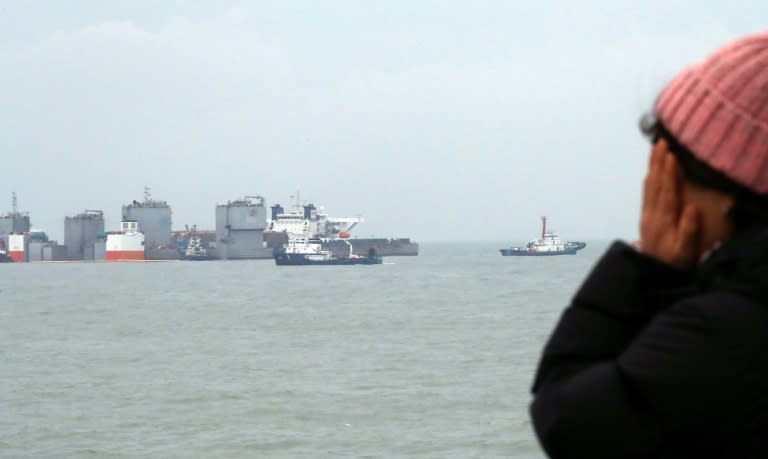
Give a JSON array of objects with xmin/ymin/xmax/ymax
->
[
  {"xmin": 2, "ymin": 189, "xmax": 417, "ymax": 262},
  {"xmin": 262, "ymin": 200, "xmax": 418, "ymax": 257}
]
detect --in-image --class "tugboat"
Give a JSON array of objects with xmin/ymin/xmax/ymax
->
[
  {"xmin": 0, "ymin": 249, "xmax": 13, "ymax": 263},
  {"xmin": 274, "ymin": 231, "xmax": 382, "ymax": 266},
  {"xmin": 500, "ymin": 216, "xmax": 586, "ymax": 256},
  {"xmin": 182, "ymin": 226, "xmax": 216, "ymax": 261}
]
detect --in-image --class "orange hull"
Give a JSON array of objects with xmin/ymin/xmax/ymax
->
[
  {"xmin": 9, "ymin": 251, "xmax": 25, "ymax": 262},
  {"xmin": 106, "ymin": 250, "xmax": 144, "ymax": 261}
]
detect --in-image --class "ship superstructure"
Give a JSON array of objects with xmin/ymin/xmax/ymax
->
[
  {"xmin": 8, "ymin": 233, "xmax": 28, "ymax": 262},
  {"xmin": 122, "ymin": 187, "xmax": 174, "ymax": 258},
  {"xmin": 106, "ymin": 220, "xmax": 145, "ymax": 261},
  {"xmin": 263, "ymin": 194, "xmax": 417, "ymax": 257},
  {"xmin": 268, "ymin": 199, "xmax": 363, "ymax": 239},
  {"xmin": 215, "ymin": 196, "xmax": 273, "ymax": 259},
  {"xmin": 0, "ymin": 192, "xmax": 31, "ymax": 253},
  {"xmin": 64, "ymin": 210, "xmax": 105, "ymax": 260},
  {"xmin": 0, "ymin": 193, "xmax": 67, "ymax": 262},
  {"xmin": 26, "ymin": 230, "xmax": 66, "ymax": 262}
]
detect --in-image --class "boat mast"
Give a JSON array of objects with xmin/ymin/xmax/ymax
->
[{"xmin": 541, "ymin": 216, "xmax": 547, "ymax": 239}]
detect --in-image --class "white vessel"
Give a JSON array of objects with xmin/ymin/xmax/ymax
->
[
  {"xmin": 500, "ymin": 217, "xmax": 586, "ymax": 256},
  {"xmin": 284, "ymin": 234, "xmax": 334, "ymax": 262},
  {"xmin": 182, "ymin": 226, "xmax": 215, "ymax": 261},
  {"xmin": 8, "ymin": 233, "xmax": 28, "ymax": 262},
  {"xmin": 267, "ymin": 193, "xmax": 363, "ymax": 239},
  {"xmin": 263, "ymin": 193, "xmax": 418, "ymax": 257},
  {"xmin": 274, "ymin": 230, "xmax": 382, "ymax": 266},
  {"xmin": 106, "ymin": 220, "xmax": 145, "ymax": 261}
]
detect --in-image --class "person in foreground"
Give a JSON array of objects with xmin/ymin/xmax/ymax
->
[{"xmin": 530, "ymin": 32, "xmax": 768, "ymax": 458}]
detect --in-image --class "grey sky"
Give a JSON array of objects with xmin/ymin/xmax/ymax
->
[{"xmin": 1, "ymin": 1, "xmax": 764, "ymax": 241}]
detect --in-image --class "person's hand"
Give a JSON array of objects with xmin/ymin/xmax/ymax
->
[{"xmin": 639, "ymin": 140, "xmax": 701, "ymax": 269}]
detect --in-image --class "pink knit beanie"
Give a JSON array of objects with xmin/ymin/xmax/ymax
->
[{"xmin": 655, "ymin": 31, "xmax": 768, "ymax": 195}]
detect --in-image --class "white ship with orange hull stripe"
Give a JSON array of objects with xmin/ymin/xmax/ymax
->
[
  {"xmin": 106, "ymin": 220, "xmax": 145, "ymax": 261},
  {"xmin": 8, "ymin": 234, "xmax": 28, "ymax": 262}
]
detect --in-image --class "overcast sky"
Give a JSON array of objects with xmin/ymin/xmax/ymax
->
[{"xmin": 1, "ymin": 1, "xmax": 764, "ymax": 241}]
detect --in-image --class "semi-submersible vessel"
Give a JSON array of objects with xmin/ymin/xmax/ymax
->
[
  {"xmin": 262, "ymin": 200, "xmax": 418, "ymax": 258},
  {"xmin": 1, "ymin": 189, "xmax": 417, "ymax": 262}
]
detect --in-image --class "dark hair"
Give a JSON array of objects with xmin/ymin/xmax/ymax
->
[{"xmin": 639, "ymin": 113, "xmax": 768, "ymax": 226}]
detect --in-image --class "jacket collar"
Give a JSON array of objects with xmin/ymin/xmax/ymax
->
[{"xmin": 696, "ymin": 224, "xmax": 768, "ymax": 300}]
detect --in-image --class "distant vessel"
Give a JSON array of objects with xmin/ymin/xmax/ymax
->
[
  {"xmin": 274, "ymin": 231, "xmax": 382, "ymax": 266},
  {"xmin": 0, "ymin": 249, "xmax": 13, "ymax": 263},
  {"xmin": 264, "ymin": 197, "xmax": 363, "ymax": 241},
  {"xmin": 500, "ymin": 217, "xmax": 586, "ymax": 256},
  {"xmin": 106, "ymin": 220, "xmax": 145, "ymax": 261},
  {"xmin": 123, "ymin": 187, "xmax": 177, "ymax": 260},
  {"xmin": 182, "ymin": 226, "xmax": 215, "ymax": 261},
  {"xmin": 263, "ymin": 194, "xmax": 418, "ymax": 257},
  {"xmin": 0, "ymin": 193, "xmax": 31, "ymax": 257},
  {"xmin": 215, "ymin": 196, "xmax": 273, "ymax": 260},
  {"xmin": 8, "ymin": 234, "xmax": 28, "ymax": 262}
]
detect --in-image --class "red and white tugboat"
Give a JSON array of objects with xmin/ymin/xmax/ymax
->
[{"xmin": 500, "ymin": 217, "xmax": 586, "ymax": 256}]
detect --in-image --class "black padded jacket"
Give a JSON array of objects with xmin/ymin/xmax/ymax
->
[{"xmin": 530, "ymin": 226, "xmax": 768, "ymax": 458}]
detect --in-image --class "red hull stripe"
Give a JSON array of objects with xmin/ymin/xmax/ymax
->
[
  {"xmin": 106, "ymin": 251, "xmax": 145, "ymax": 261},
  {"xmin": 9, "ymin": 251, "xmax": 25, "ymax": 262}
]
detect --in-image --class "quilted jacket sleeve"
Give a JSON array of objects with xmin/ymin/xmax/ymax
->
[{"xmin": 529, "ymin": 241, "xmax": 743, "ymax": 458}]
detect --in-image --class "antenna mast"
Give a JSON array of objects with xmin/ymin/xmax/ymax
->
[
  {"xmin": 541, "ymin": 216, "xmax": 547, "ymax": 240},
  {"xmin": 12, "ymin": 192, "xmax": 17, "ymax": 214},
  {"xmin": 291, "ymin": 190, "xmax": 302, "ymax": 212},
  {"xmin": 144, "ymin": 186, "xmax": 152, "ymax": 203}
]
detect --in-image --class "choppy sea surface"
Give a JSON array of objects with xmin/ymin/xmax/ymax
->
[{"xmin": 1, "ymin": 241, "xmax": 610, "ymax": 458}]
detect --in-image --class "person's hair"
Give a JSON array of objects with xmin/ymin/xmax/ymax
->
[{"xmin": 639, "ymin": 113, "xmax": 768, "ymax": 227}]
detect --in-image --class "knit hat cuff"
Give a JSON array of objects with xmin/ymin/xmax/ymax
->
[{"xmin": 656, "ymin": 66, "xmax": 768, "ymax": 195}]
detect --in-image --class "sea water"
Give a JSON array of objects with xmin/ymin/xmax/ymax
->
[{"xmin": 0, "ymin": 241, "xmax": 609, "ymax": 458}]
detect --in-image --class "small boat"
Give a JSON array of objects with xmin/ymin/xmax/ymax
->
[
  {"xmin": 182, "ymin": 226, "xmax": 216, "ymax": 261},
  {"xmin": 0, "ymin": 249, "xmax": 13, "ymax": 263},
  {"xmin": 500, "ymin": 216, "xmax": 586, "ymax": 256},
  {"xmin": 274, "ymin": 232, "xmax": 382, "ymax": 265}
]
